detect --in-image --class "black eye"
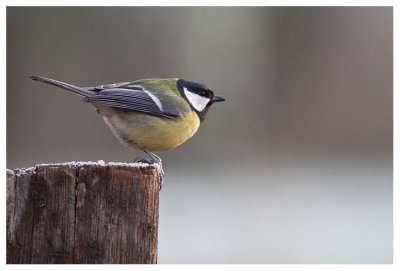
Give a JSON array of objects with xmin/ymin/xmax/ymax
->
[{"xmin": 199, "ymin": 91, "xmax": 207, "ymax": 96}]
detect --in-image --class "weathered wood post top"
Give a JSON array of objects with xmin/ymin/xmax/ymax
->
[{"xmin": 6, "ymin": 161, "xmax": 161, "ymax": 264}]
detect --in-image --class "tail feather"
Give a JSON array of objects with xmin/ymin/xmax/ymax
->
[{"xmin": 30, "ymin": 75, "xmax": 93, "ymax": 97}]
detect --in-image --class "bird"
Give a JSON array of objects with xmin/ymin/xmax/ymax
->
[{"xmin": 30, "ymin": 76, "xmax": 225, "ymax": 164}]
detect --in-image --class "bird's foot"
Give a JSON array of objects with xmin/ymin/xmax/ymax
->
[
  {"xmin": 133, "ymin": 157, "xmax": 157, "ymax": 164},
  {"xmin": 137, "ymin": 150, "xmax": 164, "ymax": 191},
  {"xmin": 141, "ymin": 149, "xmax": 162, "ymax": 165}
]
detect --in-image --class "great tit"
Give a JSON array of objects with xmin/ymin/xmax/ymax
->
[{"xmin": 30, "ymin": 76, "xmax": 225, "ymax": 163}]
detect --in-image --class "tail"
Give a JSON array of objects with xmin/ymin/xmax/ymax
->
[{"xmin": 30, "ymin": 75, "xmax": 93, "ymax": 97}]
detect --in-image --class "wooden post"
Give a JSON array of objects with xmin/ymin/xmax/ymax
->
[{"xmin": 6, "ymin": 161, "xmax": 161, "ymax": 264}]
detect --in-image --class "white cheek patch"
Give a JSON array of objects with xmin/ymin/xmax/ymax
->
[{"xmin": 184, "ymin": 87, "xmax": 210, "ymax": 112}]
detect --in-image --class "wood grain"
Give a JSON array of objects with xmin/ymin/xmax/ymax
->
[{"xmin": 6, "ymin": 162, "xmax": 160, "ymax": 264}]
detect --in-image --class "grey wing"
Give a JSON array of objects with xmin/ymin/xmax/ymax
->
[
  {"xmin": 83, "ymin": 82, "xmax": 135, "ymax": 91},
  {"xmin": 85, "ymin": 88, "xmax": 181, "ymax": 119}
]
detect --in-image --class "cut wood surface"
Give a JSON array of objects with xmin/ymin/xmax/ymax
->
[{"xmin": 6, "ymin": 161, "xmax": 161, "ymax": 264}]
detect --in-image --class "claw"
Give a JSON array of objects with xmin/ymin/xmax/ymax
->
[
  {"xmin": 138, "ymin": 149, "xmax": 164, "ymax": 191},
  {"xmin": 142, "ymin": 149, "xmax": 162, "ymax": 164},
  {"xmin": 133, "ymin": 157, "xmax": 156, "ymax": 164}
]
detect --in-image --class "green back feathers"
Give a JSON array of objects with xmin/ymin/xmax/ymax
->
[
  {"xmin": 132, "ymin": 78, "xmax": 180, "ymax": 95},
  {"xmin": 132, "ymin": 78, "xmax": 192, "ymax": 114}
]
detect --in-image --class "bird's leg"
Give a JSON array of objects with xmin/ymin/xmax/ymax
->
[
  {"xmin": 143, "ymin": 149, "xmax": 162, "ymax": 164},
  {"xmin": 133, "ymin": 150, "xmax": 160, "ymax": 164},
  {"xmin": 135, "ymin": 149, "xmax": 164, "ymax": 190}
]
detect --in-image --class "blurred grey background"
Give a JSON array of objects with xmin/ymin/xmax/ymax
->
[{"xmin": 7, "ymin": 7, "xmax": 392, "ymax": 263}]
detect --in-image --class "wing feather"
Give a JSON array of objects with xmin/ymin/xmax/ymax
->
[{"xmin": 86, "ymin": 88, "xmax": 180, "ymax": 119}]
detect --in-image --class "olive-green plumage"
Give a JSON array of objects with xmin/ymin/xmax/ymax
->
[
  {"xmin": 131, "ymin": 78, "xmax": 192, "ymax": 113},
  {"xmin": 30, "ymin": 76, "xmax": 225, "ymax": 163}
]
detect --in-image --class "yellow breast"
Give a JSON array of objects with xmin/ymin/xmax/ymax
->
[{"xmin": 103, "ymin": 110, "xmax": 201, "ymax": 151}]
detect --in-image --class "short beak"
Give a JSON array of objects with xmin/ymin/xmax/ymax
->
[{"xmin": 212, "ymin": 95, "xmax": 225, "ymax": 103}]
